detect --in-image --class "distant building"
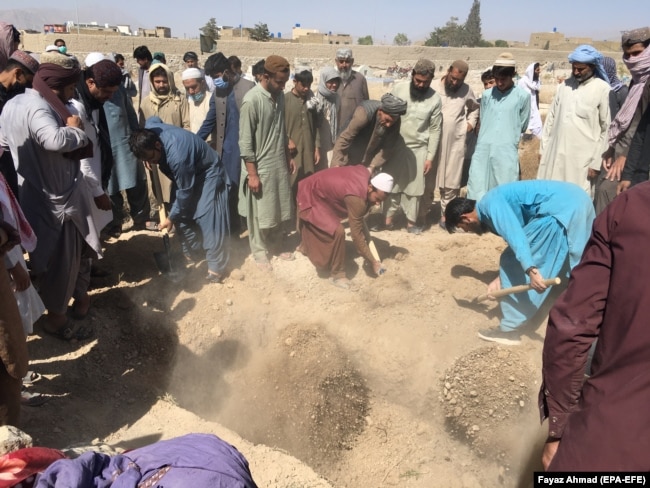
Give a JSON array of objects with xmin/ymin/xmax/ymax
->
[
  {"xmin": 139, "ymin": 26, "xmax": 172, "ymax": 38},
  {"xmin": 44, "ymin": 22, "xmax": 134, "ymax": 36},
  {"xmin": 292, "ymin": 25, "xmax": 352, "ymax": 45},
  {"xmin": 219, "ymin": 26, "xmax": 251, "ymax": 41},
  {"xmin": 292, "ymin": 26, "xmax": 319, "ymax": 40},
  {"xmin": 529, "ymin": 31, "xmax": 565, "ymax": 49}
]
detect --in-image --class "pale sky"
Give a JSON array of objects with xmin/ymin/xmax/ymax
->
[{"xmin": 3, "ymin": 0, "xmax": 643, "ymax": 44}]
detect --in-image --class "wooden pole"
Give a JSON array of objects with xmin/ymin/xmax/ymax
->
[{"xmin": 474, "ymin": 277, "xmax": 561, "ymax": 303}]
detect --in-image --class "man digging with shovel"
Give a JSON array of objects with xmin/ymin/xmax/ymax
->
[
  {"xmin": 445, "ymin": 180, "xmax": 595, "ymax": 345},
  {"xmin": 129, "ymin": 118, "xmax": 230, "ymax": 283}
]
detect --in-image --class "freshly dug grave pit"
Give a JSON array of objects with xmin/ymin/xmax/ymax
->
[{"xmin": 168, "ymin": 322, "xmax": 370, "ymax": 471}]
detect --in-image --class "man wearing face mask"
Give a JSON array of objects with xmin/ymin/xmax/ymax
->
[
  {"xmin": 0, "ymin": 50, "xmax": 39, "ymax": 198},
  {"xmin": 537, "ymin": 45, "xmax": 611, "ymax": 196},
  {"xmin": 183, "ymin": 51, "xmax": 214, "ymax": 93},
  {"xmin": 182, "ymin": 68, "xmax": 214, "ymax": 145},
  {"xmin": 601, "ymin": 28, "xmax": 650, "ymax": 203},
  {"xmin": 198, "ymin": 52, "xmax": 255, "ymax": 233}
]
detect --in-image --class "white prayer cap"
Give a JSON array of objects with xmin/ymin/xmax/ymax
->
[
  {"xmin": 494, "ymin": 52, "xmax": 516, "ymax": 67},
  {"xmin": 181, "ymin": 68, "xmax": 202, "ymax": 80},
  {"xmin": 370, "ymin": 173, "xmax": 394, "ymax": 193},
  {"xmin": 45, "ymin": 44, "xmax": 59, "ymax": 52},
  {"xmin": 84, "ymin": 52, "xmax": 106, "ymax": 68},
  {"xmin": 336, "ymin": 47, "xmax": 353, "ymax": 59}
]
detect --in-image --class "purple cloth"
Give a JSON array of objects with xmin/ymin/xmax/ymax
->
[{"xmin": 35, "ymin": 434, "xmax": 258, "ymax": 488}]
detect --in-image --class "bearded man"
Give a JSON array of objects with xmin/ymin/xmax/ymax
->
[
  {"xmin": 334, "ymin": 48, "xmax": 369, "ymax": 132},
  {"xmin": 330, "ymin": 93, "xmax": 407, "ymax": 170},
  {"xmin": 537, "ymin": 45, "xmax": 611, "ymax": 195},
  {"xmin": 140, "ymin": 63, "xmax": 189, "ymax": 211},
  {"xmin": 0, "ymin": 51, "xmax": 100, "ymax": 340},
  {"xmin": 238, "ymin": 55, "xmax": 296, "ymax": 269},
  {"xmin": 381, "ymin": 58, "xmax": 442, "ymax": 233},
  {"xmin": 429, "ymin": 60, "xmax": 479, "ymax": 229}
]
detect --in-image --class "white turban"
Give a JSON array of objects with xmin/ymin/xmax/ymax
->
[
  {"xmin": 370, "ymin": 173, "xmax": 394, "ymax": 193},
  {"xmin": 181, "ymin": 67, "xmax": 202, "ymax": 81},
  {"xmin": 84, "ymin": 52, "xmax": 106, "ymax": 68}
]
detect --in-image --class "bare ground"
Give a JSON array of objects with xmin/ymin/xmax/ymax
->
[{"xmin": 20, "ymin": 140, "xmax": 549, "ymax": 488}]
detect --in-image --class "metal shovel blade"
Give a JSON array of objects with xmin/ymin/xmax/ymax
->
[{"xmin": 153, "ymin": 233, "xmax": 184, "ymax": 282}]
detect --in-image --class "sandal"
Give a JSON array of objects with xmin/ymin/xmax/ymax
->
[
  {"xmin": 21, "ymin": 391, "xmax": 50, "ymax": 407},
  {"xmin": 206, "ymin": 271, "xmax": 224, "ymax": 284},
  {"xmin": 23, "ymin": 371, "xmax": 42, "ymax": 385},
  {"xmin": 43, "ymin": 321, "xmax": 94, "ymax": 342},
  {"xmin": 277, "ymin": 252, "xmax": 295, "ymax": 261}
]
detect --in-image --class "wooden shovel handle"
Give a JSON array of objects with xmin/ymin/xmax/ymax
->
[
  {"xmin": 475, "ymin": 277, "xmax": 561, "ymax": 303},
  {"xmin": 150, "ymin": 167, "xmax": 169, "ymax": 235}
]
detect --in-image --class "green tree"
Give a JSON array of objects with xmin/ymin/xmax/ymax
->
[
  {"xmin": 200, "ymin": 17, "xmax": 220, "ymax": 40},
  {"xmin": 463, "ymin": 0, "xmax": 482, "ymax": 47},
  {"xmin": 494, "ymin": 39, "xmax": 508, "ymax": 48},
  {"xmin": 424, "ymin": 17, "xmax": 463, "ymax": 47},
  {"xmin": 358, "ymin": 35, "xmax": 373, "ymax": 45},
  {"xmin": 393, "ymin": 33, "xmax": 410, "ymax": 46},
  {"xmin": 250, "ymin": 22, "xmax": 271, "ymax": 42}
]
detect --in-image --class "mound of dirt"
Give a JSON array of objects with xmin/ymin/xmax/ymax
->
[{"xmin": 441, "ymin": 346, "xmax": 536, "ymax": 460}]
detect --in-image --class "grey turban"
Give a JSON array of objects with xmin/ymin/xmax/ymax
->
[{"xmin": 380, "ymin": 93, "xmax": 407, "ymax": 116}]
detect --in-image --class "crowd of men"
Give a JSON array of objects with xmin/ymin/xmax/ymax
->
[{"xmin": 1, "ymin": 20, "xmax": 650, "ymax": 473}]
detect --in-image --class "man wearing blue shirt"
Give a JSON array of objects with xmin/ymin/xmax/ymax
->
[{"xmin": 445, "ymin": 180, "xmax": 595, "ymax": 345}]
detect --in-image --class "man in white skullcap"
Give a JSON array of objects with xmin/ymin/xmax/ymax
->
[
  {"xmin": 181, "ymin": 67, "xmax": 214, "ymax": 145},
  {"xmin": 296, "ymin": 166, "xmax": 393, "ymax": 289},
  {"xmin": 334, "ymin": 47, "xmax": 369, "ymax": 132},
  {"xmin": 466, "ymin": 52, "xmax": 530, "ymax": 201}
]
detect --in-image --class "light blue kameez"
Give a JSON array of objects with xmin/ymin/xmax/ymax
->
[
  {"xmin": 466, "ymin": 85, "xmax": 530, "ymax": 201},
  {"xmin": 476, "ymin": 180, "xmax": 595, "ymax": 330}
]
